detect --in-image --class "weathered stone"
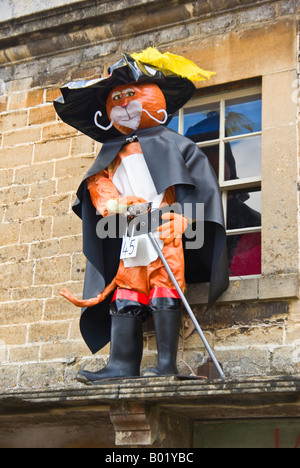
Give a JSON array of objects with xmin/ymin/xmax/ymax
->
[{"xmin": 0, "ymin": 2, "xmax": 299, "ymax": 438}]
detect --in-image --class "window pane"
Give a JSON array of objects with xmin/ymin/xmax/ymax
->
[
  {"xmin": 227, "ymin": 189, "xmax": 261, "ymax": 230},
  {"xmin": 228, "ymin": 232, "xmax": 261, "ymax": 276},
  {"xmin": 202, "ymin": 140, "xmax": 251, "ymax": 182},
  {"xmin": 178, "ymin": 90, "xmax": 262, "ymax": 277},
  {"xmin": 227, "ymin": 188, "xmax": 261, "ymax": 276},
  {"xmin": 226, "ymin": 135, "xmax": 261, "ymax": 180},
  {"xmin": 184, "ymin": 105, "xmax": 220, "ymax": 142},
  {"xmin": 168, "ymin": 111, "xmax": 179, "ymax": 132},
  {"xmin": 200, "ymin": 144, "xmax": 220, "ymax": 178},
  {"xmin": 225, "ymin": 94, "xmax": 262, "ymax": 137}
]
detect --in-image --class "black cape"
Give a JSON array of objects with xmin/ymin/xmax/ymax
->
[{"xmin": 73, "ymin": 125, "xmax": 229, "ymax": 354}]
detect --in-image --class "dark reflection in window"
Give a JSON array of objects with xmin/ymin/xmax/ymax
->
[
  {"xmin": 228, "ymin": 135, "xmax": 261, "ymax": 180},
  {"xmin": 228, "ymin": 232, "xmax": 261, "ymax": 276},
  {"xmin": 185, "ymin": 110, "xmax": 239, "ymax": 182},
  {"xmin": 225, "ymin": 94, "xmax": 262, "ymax": 136},
  {"xmin": 226, "ymin": 189, "xmax": 261, "ymax": 276},
  {"xmin": 183, "ymin": 93, "xmax": 262, "ymax": 277},
  {"xmin": 184, "ymin": 106, "xmax": 220, "ymax": 139},
  {"xmin": 168, "ymin": 111, "xmax": 179, "ymax": 133},
  {"xmin": 200, "ymin": 144, "xmax": 220, "ymax": 178},
  {"xmin": 227, "ymin": 189, "xmax": 261, "ymax": 230},
  {"xmin": 185, "ymin": 107, "xmax": 262, "ymax": 182},
  {"xmin": 197, "ymin": 143, "xmax": 237, "ymax": 181}
]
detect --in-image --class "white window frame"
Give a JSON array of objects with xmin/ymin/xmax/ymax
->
[{"xmin": 176, "ymin": 86, "xmax": 262, "ymax": 276}]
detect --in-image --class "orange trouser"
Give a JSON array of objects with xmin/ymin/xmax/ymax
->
[{"xmin": 114, "ymin": 238, "xmax": 186, "ymax": 299}]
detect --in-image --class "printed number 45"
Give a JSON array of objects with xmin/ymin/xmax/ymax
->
[{"xmin": 121, "ymin": 237, "xmax": 138, "ymax": 259}]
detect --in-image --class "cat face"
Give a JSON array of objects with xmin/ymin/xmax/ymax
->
[{"xmin": 106, "ymin": 83, "xmax": 167, "ymax": 135}]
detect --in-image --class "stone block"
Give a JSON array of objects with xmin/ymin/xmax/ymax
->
[
  {"xmin": 52, "ymin": 212, "xmax": 82, "ymax": 238},
  {"xmin": 42, "ymin": 122, "xmax": 78, "ymax": 141},
  {"xmin": 9, "ymin": 345, "xmax": 40, "ymax": 363},
  {"xmin": 54, "ymin": 155, "xmax": 95, "ymax": 179},
  {"xmin": 285, "ymin": 322, "xmax": 300, "ymax": 346},
  {"xmin": 34, "ymin": 255, "xmax": 71, "ymax": 285},
  {"xmin": 29, "ymin": 180, "xmax": 56, "ymax": 199},
  {"xmin": 215, "ymin": 324, "xmax": 284, "ymax": 349},
  {"xmin": 0, "ymin": 221, "xmax": 20, "ymax": 246},
  {"xmin": 0, "ymin": 110, "xmax": 28, "ymax": 132},
  {"xmin": 0, "ymin": 145, "xmax": 33, "ymax": 169},
  {"xmin": 70, "ymin": 135, "xmax": 95, "ymax": 156},
  {"xmin": 14, "ymin": 162, "xmax": 54, "ymax": 185},
  {"xmin": 28, "ymin": 321, "xmax": 69, "ymax": 344},
  {"xmin": 30, "ymin": 239, "xmax": 59, "ymax": 260},
  {"xmin": 40, "ymin": 340, "xmax": 87, "ymax": 361},
  {"xmin": 45, "ymin": 88, "xmax": 61, "ymax": 102},
  {"xmin": 261, "ymin": 124, "xmax": 298, "ymax": 275},
  {"xmin": 58, "ymin": 235, "xmax": 82, "ymax": 255},
  {"xmin": 0, "ymin": 184, "xmax": 29, "ymax": 205},
  {"xmin": 0, "ymin": 325, "xmax": 27, "ymax": 346},
  {"xmin": 217, "ymin": 348, "xmax": 271, "ymax": 377},
  {"xmin": 0, "ymin": 96, "xmax": 8, "ymax": 113},
  {"xmin": 0, "ymin": 244, "xmax": 29, "ymax": 263},
  {"xmin": 0, "ymin": 299, "xmax": 43, "ymax": 326},
  {"xmin": 20, "ymin": 217, "xmax": 52, "ymax": 243},
  {"xmin": 262, "ymin": 70, "xmax": 298, "ymax": 129},
  {"xmin": 0, "ymin": 261, "xmax": 34, "ymax": 291},
  {"xmin": 181, "ymin": 20, "xmax": 296, "ymax": 88},
  {"xmin": 41, "ymin": 194, "xmax": 70, "ymax": 217},
  {"xmin": 238, "ymin": 4, "xmax": 276, "ymax": 25},
  {"xmin": 271, "ymin": 346, "xmax": 300, "ymax": 375},
  {"xmin": 110, "ymin": 402, "xmax": 159, "ymax": 446},
  {"xmin": 11, "ymin": 285, "xmax": 53, "ymax": 301},
  {"xmin": 3, "ymin": 127, "xmax": 41, "ymax": 147},
  {"xmin": 29, "ymin": 104, "xmax": 57, "ymax": 125},
  {"xmin": 34, "ymin": 138, "xmax": 70, "ymax": 163},
  {"xmin": 18, "ymin": 362, "xmax": 66, "ymax": 389},
  {"xmin": 259, "ymin": 274, "xmax": 299, "ymax": 300},
  {"xmin": 44, "ymin": 296, "xmax": 80, "ymax": 321},
  {"xmin": 8, "ymin": 89, "xmax": 44, "ymax": 111},
  {"xmin": 0, "ymin": 366, "xmax": 19, "ymax": 391},
  {"xmin": 0, "ymin": 168, "xmax": 13, "ymax": 188}
]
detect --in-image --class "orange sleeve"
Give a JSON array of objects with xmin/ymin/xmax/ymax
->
[{"xmin": 87, "ymin": 171, "xmax": 120, "ymax": 217}]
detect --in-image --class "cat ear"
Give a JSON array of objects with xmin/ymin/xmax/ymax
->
[{"xmin": 94, "ymin": 111, "xmax": 114, "ymax": 131}]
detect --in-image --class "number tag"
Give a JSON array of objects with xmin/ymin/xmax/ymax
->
[{"xmin": 120, "ymin": 236, "xmax": 139, "ymax": 259}]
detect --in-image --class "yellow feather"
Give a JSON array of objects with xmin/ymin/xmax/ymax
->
[{"xmin": 131, "ymin": 47, "xmax": 215, "ymax": 82}]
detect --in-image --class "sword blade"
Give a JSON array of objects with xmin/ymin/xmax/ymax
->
[{"xmin": 148, "ymin": 231, "xmax": 226, "ymax": 380}]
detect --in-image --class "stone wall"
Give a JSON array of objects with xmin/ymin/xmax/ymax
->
[
  {"xmin": 0, "ymin": 0, "xmax": 83, "ymax": 22},
  {"xmin": 0, "ymin": 0, "xmax": 299, "ymax": 391},
  {"xmin": 0, "ymin": 85, "xmax": 98, "ymax": 388}
]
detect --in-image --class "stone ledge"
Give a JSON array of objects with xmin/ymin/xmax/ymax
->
[
  {"xmin": 1, "ymin": 376, "xmax": 299, "ymax": 447},
  {"xmin": 1, "ymin": 375, "xmax": 299, "ymax": 409},
  {"xmin": 187, "ymin": 273, "xmax": 299, "ymax": 305},
  {"xmin": 0, "ymin": 0, "xmax": 293, "ymax": 60}
]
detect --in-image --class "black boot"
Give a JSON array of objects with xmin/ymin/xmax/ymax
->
[
  {"xmin": 77, "ymin": 314, "xmax": 143, "ymax": 384},
  {"xmin": 144, "ymin": 297, "xmax": 182, "ymax": 377}
]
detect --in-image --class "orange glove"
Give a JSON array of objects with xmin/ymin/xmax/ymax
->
[
  {"xmin": 157, "ymin": 212, "xmax": 189, "ymax": 247},
  {"xmin": 119, "ymin": 196, "xmax": 147, "ymax": 208}
]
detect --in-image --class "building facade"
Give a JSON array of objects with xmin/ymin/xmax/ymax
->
[{"xmin": 0, "ymin": 0, "xmax": 299, "ymax": 448}]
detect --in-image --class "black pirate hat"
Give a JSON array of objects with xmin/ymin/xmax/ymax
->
[{"xmin": 54, "ymin": 48, "xmax": 214, "ymax": 143}]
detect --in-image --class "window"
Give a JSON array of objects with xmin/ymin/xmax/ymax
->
[{"xmin": 169, "ymin": 87, "xmax": 262, "ymax": 277}]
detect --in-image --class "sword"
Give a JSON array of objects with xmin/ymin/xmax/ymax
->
[{"xmin": 126, "ymin": 203, "xmax": 226, "ymax": 381}]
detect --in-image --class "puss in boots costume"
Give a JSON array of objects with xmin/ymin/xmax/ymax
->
[{"xmin": 54, "ymin": 48, "xmax": 229, "ymax": 384}]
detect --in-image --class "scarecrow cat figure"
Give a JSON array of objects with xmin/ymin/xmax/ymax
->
[{"xmin": 54, "ymin": 49, "xmax": 229, "ymax": 384}]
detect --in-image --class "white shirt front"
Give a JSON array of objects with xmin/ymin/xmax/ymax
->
[{"xmin": 113, "ymin": 153, "xmax": 165, "ymax": 267}]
